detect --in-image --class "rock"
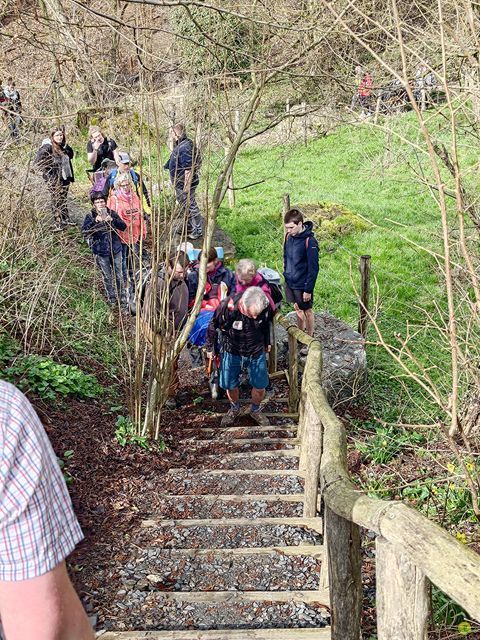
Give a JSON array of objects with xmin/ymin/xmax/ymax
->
[{"xmin": 275, "ymin": 311, "xmax": 367, "ymax": 408}]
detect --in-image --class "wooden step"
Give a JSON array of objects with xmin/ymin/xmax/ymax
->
[
  {"xmin": 156, "ymin": 545, "xmax": 324, "ymax": 558},
  {"xmin": 132, "ymin": 589, "xmax": 329, "ymax": 603},
  {"xmin": 216, "ymin": 450, "xmax": 299, "ymax": 458},
  {"xmin": 141, "ymin": 517, "xmax": 323, "ymax": 533},
  {"xmin": 156, "ymin": 494, "xmax": 304, "ymax": 503},
  {"xmin": 101, "ymin": 628, "xmax": 331, "ymax": 639},
  {"xmin": 180, "ymin": 425, "xmax": 298, "ymax": 433},
  {"xmin": 167, "ymin": 469, "xmax": 304, "ymax": 477}
]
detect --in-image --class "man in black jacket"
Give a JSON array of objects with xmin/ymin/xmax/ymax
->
[
  {"xmin": 82, "ymin": 192, "xmax": 127, "ymax": 307},
  {"xmin": 164, "ymin": 123, "xmax": 203, "ymax": 240},
  {"xmin": 206, "ymin": 287, "xmax": 273, "ymax": 426}
]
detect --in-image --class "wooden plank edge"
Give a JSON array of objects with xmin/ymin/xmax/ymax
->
[
  {"xmin": 153, "ymin": 494, "xmax": 305, "ymax": 503},
  {"xmin": 166, "ymin": 469, "xmax": 305, "ymax": 478},
  {"xmin": 145, "ymin": 545, "xmax": 324, "ymax": 558},
  {"xmin": 99, "ymin": 627, "xmax": 331, "ymax": 639},
  {"xmin": 141, "ymin": 516, "xmax": 323, "ymax": 532}
]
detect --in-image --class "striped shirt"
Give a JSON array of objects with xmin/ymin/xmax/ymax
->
[{"xmin": 0, "ymin": 381, "xmax": 83, "ymax": 581}]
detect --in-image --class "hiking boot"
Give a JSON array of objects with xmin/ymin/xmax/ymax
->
[
  {"xmin": 221, "ymin": 405, "xmax": 240, "ymax": 427},
  {"xmin": 165, "ymin": 397, "xmax": 177, "ymax": 410},
  {"xmin": 250, "ymin": 406, "xmax": 269, "ymax": 426}
]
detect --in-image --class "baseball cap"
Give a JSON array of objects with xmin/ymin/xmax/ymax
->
[{"xmin": 117, "ymin": 152, "xmax": 131, "ymax": 164}]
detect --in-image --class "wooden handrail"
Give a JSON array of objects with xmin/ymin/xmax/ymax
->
[{"xmin": 276, "ymin": 312, "xmax": 480, "ymax": 637}]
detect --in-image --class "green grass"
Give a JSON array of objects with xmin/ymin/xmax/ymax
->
[{"xmin": 216, "ymin": 109, "xmax": 476, "ymax": 424}]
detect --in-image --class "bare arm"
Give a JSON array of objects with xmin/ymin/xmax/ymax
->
[{"xmin": 0, "ymin": 562, "xmax": 94, "ymax": 640}]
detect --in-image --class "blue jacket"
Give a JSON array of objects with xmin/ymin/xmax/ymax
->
[
  {"xmin": 164, "ymin": 136, "xmax": 201, "ymax": 189},
  {"xmin": 283, "ymin": 221, "xmax": 319, "ymax": 293},
  {"xmin": 82, "ymin": 207, "xmax": 127, "ymax": 257}
]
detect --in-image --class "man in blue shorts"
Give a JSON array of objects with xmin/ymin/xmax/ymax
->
[
  {"xmin": 206, "ymin": 287, "xmax": 273, "ymax": 426},
  {"xmin": 283, "ymin": 208, "xmax": 319, "ymax": 344}
]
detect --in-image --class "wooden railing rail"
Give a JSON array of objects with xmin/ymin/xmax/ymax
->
[{"xmin": 275, "ymin": 313, "xmax": 480, "ymax": 640}]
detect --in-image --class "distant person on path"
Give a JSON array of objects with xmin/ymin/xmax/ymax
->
[
  {"xmin": 283, "ymin": 208, "xmax": 319, "ymax": 346},
  {"xmin": 107, "ymin": 172, "xmax": 147, "ymax": 297},
  {"xmin": 82, "ymin": 191, "xmax": 127, "ymax": 308},
  {"xmin": 0, "ymin": 381, "xmax": 94, "ymax": 639},
  {"xmin": 2, "ymin": 77, "xmax": 22, "ymax": 139},
  {"xmin": 235, "ymin": 259, "xmax": 277, "ymax": 311},
  {"xmin": 351, "ymin": 66, "xmax": 373, "ymax": 115},
  {"xmin": 105, "ymin": 151, "xmax": 151, "ymax": 212},
  {"xmin": 164, "ymin": 123, "xmax": 203, "ymax": 240},
  {"xmin": 206, "ymin": 287, "xmax": 273, "ymax": 426},
  {"xmin": 35, "ymin": 127, "xmax": 75, "ymax": 230},
  {"xmin": 142, "ymin": 252, "xmax": 190, "ymax": 409},
  {"xmin": 86, "ymin": 126, "xmax": 119, "ymax": 172}
]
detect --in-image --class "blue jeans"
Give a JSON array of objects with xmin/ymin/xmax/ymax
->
[
  {"xmin": 220, "ymin": 350, "xmax": 269, "ymax": 391},
  {"xmin": 96, "ymin": 251, "xmax": 125, "ymax": 303}
]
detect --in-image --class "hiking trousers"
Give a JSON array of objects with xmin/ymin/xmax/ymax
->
[
  {"xmin": 95, "ymin": 251, "xmax": 125, "ymax": 305},
  {"xmin": 48, "ymin": 182, "xmax": 70, "ymax": 225},
  {"xmin": 175, "ymin": 186, "xmax": 203, "ymax": 238}
]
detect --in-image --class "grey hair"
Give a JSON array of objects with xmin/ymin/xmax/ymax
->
[
  {"xmin": 236, "ymin": 258, "xmax": 256, "ymax": 279},
  {"xmin": 241, "ymin": 286, "xmax": 269, "ymax": 314}
]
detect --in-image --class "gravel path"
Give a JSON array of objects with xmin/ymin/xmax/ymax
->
[
  {"xmin": 162, "ymin": 472, "xmax": 304, "ymax": 495},
  {"xmin": 107, "ymin": 597, "xmax": 329, "ymax": 632},
  {"xmin": 136, "ymin": 523, "xmax": 322, "ymax": 549},
  {"xmin": 118, "ymin": 551, "xmax": 322, "ymax": 591},
  {"xmin": 152, "ymin": 497, "xmax": 303, "ymax": 519}
]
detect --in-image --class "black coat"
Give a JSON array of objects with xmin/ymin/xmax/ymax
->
[
  {"xmin": 35, "ymin": 141, "xmax": 75, "ymax": 186},
  {"xmin": 82, "ymin": 207, "xmax": 126, "ymax": 256}
]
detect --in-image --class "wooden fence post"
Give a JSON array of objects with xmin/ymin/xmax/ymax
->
[
  {"xmin": 268, "ymin": 319, "xmax": 277, "ymax": 374},
  {"xmin": 376, "ymin": 537, "xmax": 430, "ymax": 639},
  {"xmin": 358, "ymin": 254, "xmax": 371, "ymax": 339},
  {"xmin": 287, "ymin": 333, "xmax": 299, "ymax": 413},
  {"xmin": 283, "ymin": 193, "xmax": 291, "ymax": 216},
  {"xmin": 325, "ymin": 505, "xmax": 362, "ymax": 640}
]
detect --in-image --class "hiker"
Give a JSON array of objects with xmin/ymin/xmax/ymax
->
[
  {"xmin": 82, "ymin": 191, "xmax": 127, "ymax": 308},
  {"xmin": 351, "ymin": 66, "xmax": 373, "ymax": 114},
  {"xmin": 205, "ymin": 287, "xmax": 273, "ymax": 426},
  {"xmin": 107, "ymin": 172, "xmax": 147, "ymax": 297},
  {"xmin": 0, "ymin": 381, "xmax": 94, "ymax": 639},
  {"xmin": 86, "ymin": 125, "xmax": 119, "ymax": 172},
  {"xmin": 35, "ymin": 127, "xmax": 75, "ymax": 230},
  {"xmin": 164, "ymin": 123, "xmax": 203, "ymax": 240},
  {"xmin": 2, "ymin": 77, "xmax": 22, "ymax": 138},
  {"xmin": 235, "ymin": 259, "xmax": 277, "ymax": 311},
  {"xmin": 105, "ymin": 151, "xmax": 151, "ymax": 211},
  {"xmin": 283, "ymin": 208, "xmax": 319, "ymax": 347},
  {"xmin": 186, "ymin": 247, "xmax": 234, "ymax": 367},
  {"xmin": 142, "ymin": 252, "xmax": 189, "ymax": 409},
  {"xmin": 88, "ymin": 157, "xmax": 117, "ymax": 199},
  {"xmin": 187, "ymin": 247, "xmax": 235, "ymax": 309}
]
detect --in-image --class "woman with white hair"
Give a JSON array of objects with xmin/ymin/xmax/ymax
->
[{"xmin": 235, "ymin": 259, "xmax": 276, "ymax": 311}]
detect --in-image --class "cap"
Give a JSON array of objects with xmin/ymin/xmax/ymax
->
[{"xmin": 117, "ymin": 152, "xmax": 131, "ymax": 164}]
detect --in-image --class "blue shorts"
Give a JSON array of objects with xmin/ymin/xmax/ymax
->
[{"xmin": 220, "ymin": 350, "xmax": 269, "ymax": 391}]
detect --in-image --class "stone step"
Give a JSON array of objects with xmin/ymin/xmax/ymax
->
[
  {"xmin": 149, "ymin": 495, "xmax": 304, "ymax": 520},
  {"xmin": 100, "ymin": 590, "xmax": 329, "ymax": 634},
  {"xmin": 102, "ymin": 626, "xmax": 331, "ymax": 639},
  {"xmin": 161, "ymin": 470, "xmax": 304, "ymax": 496},
  {"xmin": 117, "ymin": 548, "xmax": 322, "ymax": 592},
  {"xmin": 137, "ymin": 518, "xmax": 323, "ymax": 549}
]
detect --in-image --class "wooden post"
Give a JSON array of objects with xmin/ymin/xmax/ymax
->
[
  {"xmin": 325, "ymin": 505, "xmax": 362, "ymax": 640},
  {"xmin": 268, "ymin": 319, "xmax": 277, "ymax": 374},
  {"xmin": 300, "ymin": 396, "xmax": 322, "ymax": 516},
  {"xmin": 283, "ymin": 193, "xmax": 291, "ymax": 216},
  {"xmin": 302, "ymin": 100, "xmax": 308, "ymax": 145},
  {"xmin": 358, "ymin": 254, "xmax": 371, "ymax": 339},
  {"xmin": 376, "ymin": 537, "xmax": 430, "ymax": 639},
  {"xmin": 288, "ymin": 332, "xmax": 299, "ymax": 412},
  {"xmin": 373, "ymin": 94, "xmax": 382, "ymax": 124}
]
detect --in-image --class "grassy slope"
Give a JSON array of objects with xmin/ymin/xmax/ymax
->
[{"xmin": 217, "ymin": 113, "xmax": 462, "ymax": 423}]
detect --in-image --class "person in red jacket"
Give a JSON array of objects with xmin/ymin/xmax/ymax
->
[{"xmin": 107, "ymin": 173, "xmax": 147, "ymax": 297}]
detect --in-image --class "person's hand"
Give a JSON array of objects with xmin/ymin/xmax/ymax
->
[
  {"xmin": 92, "ymin": 138, "xmax": 102, "ymax": 150},
  {"xmin": 104, "ymin": 215, "xmax": 112, "ymax": 222},
  {"xmin": 206, "ymin": 351, "xmax": 214, "ymax": 360},
  {"xmin": 266, "ymin": 345, "xmax": 272, "ymax": 353},
  {"xmin": 303, "ymin": 292, "xmax": 312, "ymax": 302}
]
